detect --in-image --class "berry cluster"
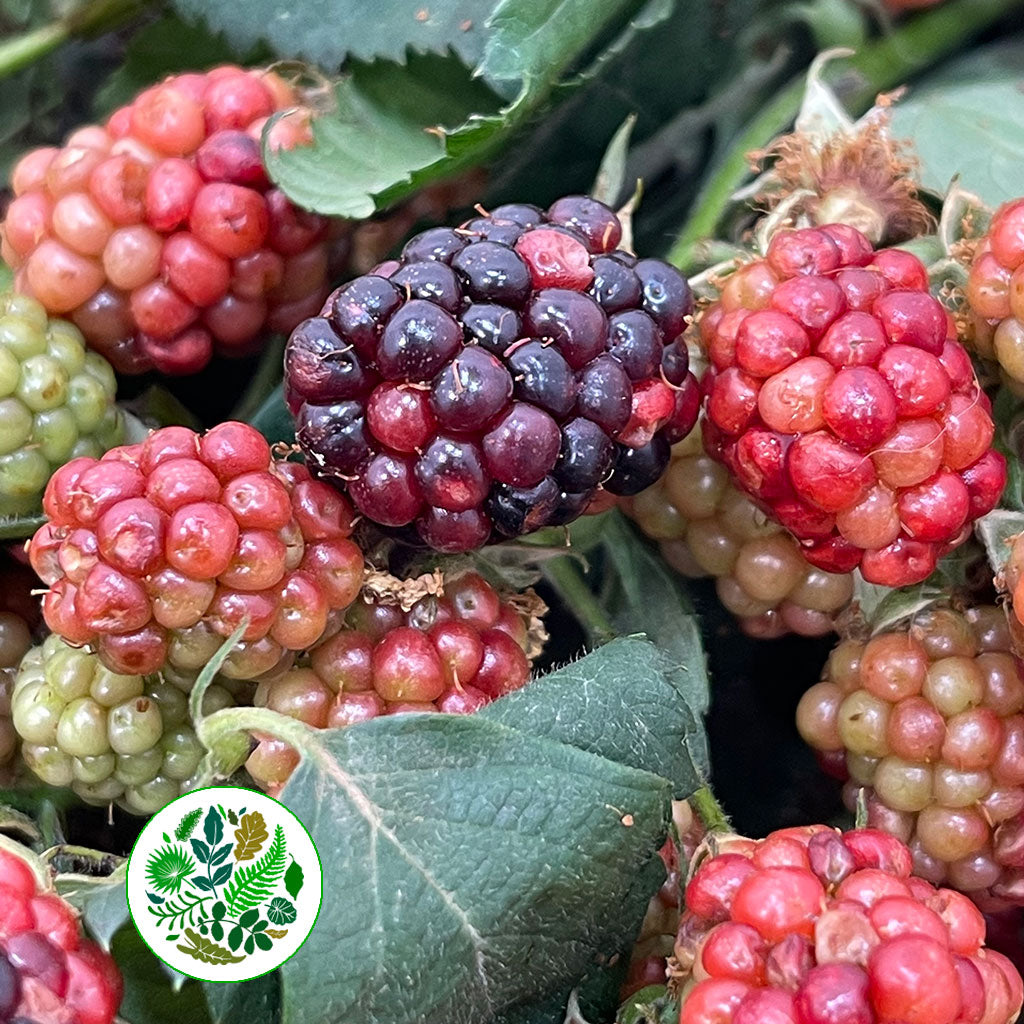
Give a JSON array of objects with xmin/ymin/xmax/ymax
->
[
  {"xmin": 701, "ymin": 224, "xmax": 1004, "ymax": 587},
  {"xmin": 246, "ymin": 572, "xmax": 543, "ymax": 793},
  {"xmin": 675, "ymin": 825, "xmax": 1023, "ymax": 1024},
  {"xmin": 286, "ymin": 195, "xmax": 701, "ymax": 552},
  {"xmin": 797, "ymin": 605, "xmax": 1024, "ymax": 908},
  {"xmin": 627, "ymin": 426, "xmax": 853, "ymax": 638},
  {"xmin": 11, "ymin": 634, "xmax": 246, "ymax": 815},
  {"xmin": 28, "ymin": 421, "xmax": 364, "ymax": 679},
  {"xmin": 0, "ymin": 293, "xmax": 123, "ymax": 518},
  {"xmin": 0, "ymin": 843, "xmax": 122, "ymax": 1024},
  {"xmin": 0, "ymin": 67, "xmax": 330, "ymax": 376},
  {"xmin": 965, "ymin": 199, "xmax": 1024, "ymax": 389}
]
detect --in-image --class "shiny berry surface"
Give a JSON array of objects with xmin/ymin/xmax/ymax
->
[
  {"xmin": 286, "ymin": 196, "xmax": 700, "ymax": 550},
  {"xmin": 701, "ymin": 225, "xmax": 1002, "ymax": 587}
]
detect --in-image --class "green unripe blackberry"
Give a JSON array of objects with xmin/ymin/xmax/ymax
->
[
  {"xmin": 11, "ymin": 634, "xmax": 236, "ymax": 815},
  {"xmin": 0, "ymin": 292, "xmax": 123, "ymax": 517}
]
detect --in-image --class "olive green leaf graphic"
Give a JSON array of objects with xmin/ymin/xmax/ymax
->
[
  {"xmin": 223, "ymin": 825, "xmax": 286, "ymax": 917},
  {"xmin": 146, "ymin": 845, "xmax": 196, "ymax": 896},
  {"xmin": 284, "ymin": 858, "xmax": 304, "ymax": 900},
  {"xmin": 176, "ymin": 928, "xmax": 246, "ymax": 965},
  {"xmin": 233, "ymin": 812, "xmax": 269, "ymax": 862},
  {"xmin": 265, "ymin": 929, "xmax": 288, "ymax": 939},
  {"xmin": 266, "ymin": 897, "xmax": 296, "ymax": 926},
  {"xmin": 174, "ymin": 808, "xmax": 203, "ymax": 842}
]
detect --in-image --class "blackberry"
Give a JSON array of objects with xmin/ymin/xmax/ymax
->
[
  {"xmin": 1, "ymin": 68, "xmax": 331, "ymax": 375},
  {"xmin": 0, "ymin": 842, "xmax": 122, "ymax": 1024},
  {"xmin": 626, "ymin": 426, "xmax": 853, "ymax": 637},
  {"xmin": 0, "ymin": 293, "xmax": 123, "ymax": 518},
  {"xmin": 700, "ymin": 225, "xmax": 1003, "ymax": 587},
  {"xmin": 246, "ymin": 571, "xmax": 546, "ymax": 794},
  {"xmin": 675, "ymin": 825, "xmax": 1023, "ymax": 1024},
  {"xmin": 28, "ymin": 422, "xmax": 365, "ymax": 678},
  {"xmin": 11, "ymin": 634, "xmax": 247, "ymax": 815},
  {"xmin": 797, "ymin": 604, "xmax": 1024, "ymax": 910},
  {"xmin": 286, "ymin": 196, "xmax": 701, "ymax": 551}
]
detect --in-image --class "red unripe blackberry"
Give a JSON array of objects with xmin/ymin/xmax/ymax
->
[
  {"xmin": 797, "ymin": 604, "xmax": 1024, "ymax": 910},
  {"xmin": 0, "ymin": 841, "xmax": 122, "ymax": 1024},
  {"xmin": 674, "ymin": 825, "xmax": 1022, "ymax": 1024},
  {"xmin": 1, "ymin": 68, "xmax": 330, "ymax": 375},
  {"xmin": 286, "ymin": 196, "xmax": 701, "ymax": 550},
  {"xmin": 626, "ymin": 426, "xmax": 853, "ymax": 638},
  {"xmin": 245, "ymin": 571, "xmax": 546, "ymax": 794},
  {"xmin": 701, "ymin": 225, "xmax": 1003, "ymax": 587},
  {"xmin": 29, "ymin": 422, "xmax": 363, "ymax": 679}
]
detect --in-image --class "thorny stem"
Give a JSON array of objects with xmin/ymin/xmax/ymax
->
[
  {"xmin": 690, "ymin": 784, "xmax": 731, "ymax": 835},
  {"xmin": 0, "ymin": 0, "xmax": 148, "ymax": 81},
  {"xmin": 542, "ymin": 557, "xmax": 616, "ymax": 648},
  {"xmin": 667, "ymin": 0, "xmax": 1024, "ymax": 273}
]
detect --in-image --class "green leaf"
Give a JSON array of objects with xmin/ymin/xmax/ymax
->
[
  {"xmin": 284, "ymin": 859, "xmax": 304, "ymax": 900},
  {"xmin": 264, "ymin": 52, "xmax": 505, "ymax": 218},
  {"xmin": 890, "ymin": 38, "xmax": 1024, "ymax": 207},
  {"xmin": 975, "ymin": 509, "xmax": 1024, "ymax": 579},
  {"xmin": 239, "ymin": 908, "xmax": 260, "ymax": 929},
  {"xmin": 0, "ymin": 511, "xmax": 45, "ymax": 541},
  {"xmin": 196, "ymin": 636, "xmax": 678, "ymax": 1024},
  {"xmin": 204, "ymin": 807, "xmax": 224, "ymax": 848},
  {"xmin": 203, "ymin": 973, "xmax": 280, "ymax": 1024},
  {"xmin": 248, "ymin": 383, "xmax": 294, "ymax": 446},
  {"xmin": 223, "ymin": 826, "xmax": 287, "ymax": 918},
  {"xmin": 175, "ymin": 809, "xmax": 203, "ymax": 842},
  {"xmin": 254, "ymin": 932, "xmax": 273, "ymax": 951},
  {"xmin": 590, "ymin": 113, "xmax": 637, "ymax": 208},
  {"xmin": 266, "ymin": 897, "xmax": 296, "ymax": 926},
  {"xmin": 170, "ymin": 0, "xmax": 495, "ymax": 70}
]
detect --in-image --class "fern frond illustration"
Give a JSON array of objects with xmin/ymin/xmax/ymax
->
[
  {"xmin": 233, "ymin": 811, "xmax": 268, "ymax": 861},
  {"xmin": 223, "ymin": 825, "xmax": 286, "ymax": 917},
  {"xmin": 175, "ymin": 808, "xmax": 203, "ymax": 841},
  {"xmin": 147, "ymin": 891, "xmax": 210, "ymax": 930},
  {"xmin": 176, "ymin": 928, "xmax": 246, "ymax": 965},
  {"xmin": 146, "ymin": 844, "xmax": 196, "ymax": 895}
]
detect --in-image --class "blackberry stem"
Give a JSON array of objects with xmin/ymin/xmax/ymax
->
[
  {"xmin": 0, "ymin": 0, "xmax": 147, "ymax": 81},
  {"xmin": 690, "ymin": 784, "xmax": 731, "ymax": 835},
  {"xmin": 667, "ymin": 0, "xmax": 1024, "ymax": 274},
  {"xmin": 542, "ymin": 557, "xmax": 616, "ymax": 648}
]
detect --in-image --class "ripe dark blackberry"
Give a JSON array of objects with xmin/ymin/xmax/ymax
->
[
  {"xmin": 674, "ymin": 825, "xmax": 1023, "ymax": 1024},
  {"xmin": 246, "ymin": 571, "xmax": 547, "ymax": 794},
  {"xmin": 286, "ymin": 196, "xmax": 701, "ymax": 551},
  {"xmin": 12, "ymin": 634, "xmax": 245, "ymax": 815},
  {"xmin": 0, "ymin": 842, "xmax": 122, "ymax": 1024},
  {"xmin": 798, "ymin": 605, "xmax": 1024, "ymax": 910},
  {"xmin": 700, "ymin": 225, "xmax": 1004, "ymax": 587},
  {"xmin": 28, "ymin": 422, "xmax": 364, "ymax": 679}
]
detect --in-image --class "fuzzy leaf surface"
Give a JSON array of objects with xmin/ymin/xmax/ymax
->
[
  {"xmin": 203, "ymin": 973, "xmax": 280, "ymax": 1024},
  {"xmin": 224, "ymin": 637, "xmax": 685, "ymax": 1024},
  {"xmin": 890, "ymin": 39, "xmax": 1024, "ymax": 207}
]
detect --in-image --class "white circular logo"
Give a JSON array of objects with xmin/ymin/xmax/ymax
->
[{"xmin": 126, "ymin": 787, "xmax": 322, "ymax": 983}]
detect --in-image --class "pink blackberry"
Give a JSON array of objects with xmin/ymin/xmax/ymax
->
[
  {"xmin": 674, "ymin": 825, "xmax": 1023, "ymax": 1024},
  {"xmin": 700, "ymin": 225, "xmax": 1004, "ymax": 587},
  {"xmin": 27, "ymin": 421, "xmax": 364, "ymax": 678},
  {"xmin": 797, "ymin": 604, "xmax": 1024, "ymax": 911},
  {"xmin": 0, "ymin": 67, "xmax": 331, "ymax": 376},
  {"xmin": 245, "ymin": 571, "xmax": 546, "ymax": 793},
  {"xmin": 0, "ymin": 842, "xmax": 122, "ymax": 1024},
  {"xmin": 285, "ymin": 196, "xmax": 701, "ymax": 551}
]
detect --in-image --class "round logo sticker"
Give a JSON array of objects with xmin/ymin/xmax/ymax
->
[{"xmin": 126, "ymin": 787, "xmax": 322, "ymax": 982}]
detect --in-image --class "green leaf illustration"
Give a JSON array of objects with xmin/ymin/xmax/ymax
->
[
  {"xmin": 176, "ymin": 927, "xmax": 246, "ymax": 965},
  {"xmin": 228, "ymin": 810, "xmax": 239, "ymax": 826},
  {"xmin": 239, "ymin": 908, "xmax": 260, "ymax": 929},
  {"xmin": 210, "ymin": 920, "xmax": 223, "ymax": 942},
  {"xmin": 244, "ymin": 935, "xmax": 255, "ymax": 956},
  {"xmin": 233, "ymin": 812, "xmax": 269, "ymax": 862},
  {"xmin": 222, "ymin": 826, "xmax": 287, "ymax": 918},
  {"xmin": 228, "ymin": 925, "xmax": 243, "ymax": 952},
  {"xmin": 145, "ymin": 845, "xmax": 196, "ymax": 896},
  {"xmin": 254, "ymin": 932, "xmax": 273, "ymax": 952},
  {"xmin": 265, "ymin": 928, "xmax": 288, "ymax": 940},
  {"xmin": 284, "ymin": 859, "xmax": 304, "ymax": 901},
  {"xmin": 174, "ymin": 808, "xmax": 203, "ymax": 842},
  {"xmin": 267, "ymin": 898, "xmax": 296, "ymax": 926},
  {"xmin": 205, "ymin": 807, "xmax": 224, "ymax": 847}
]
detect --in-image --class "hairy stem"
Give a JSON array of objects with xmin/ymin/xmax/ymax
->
[
  {"xmin": 667, "ymin": 0, "xmax": 1024, "ymax": 272},
  {"xmin": 542, "ymin": 557, "xmax": 616, "ymax": 647},
  {"xmin": 689, "ymin": 784, "xmax": 731, "ymax": 835}
]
